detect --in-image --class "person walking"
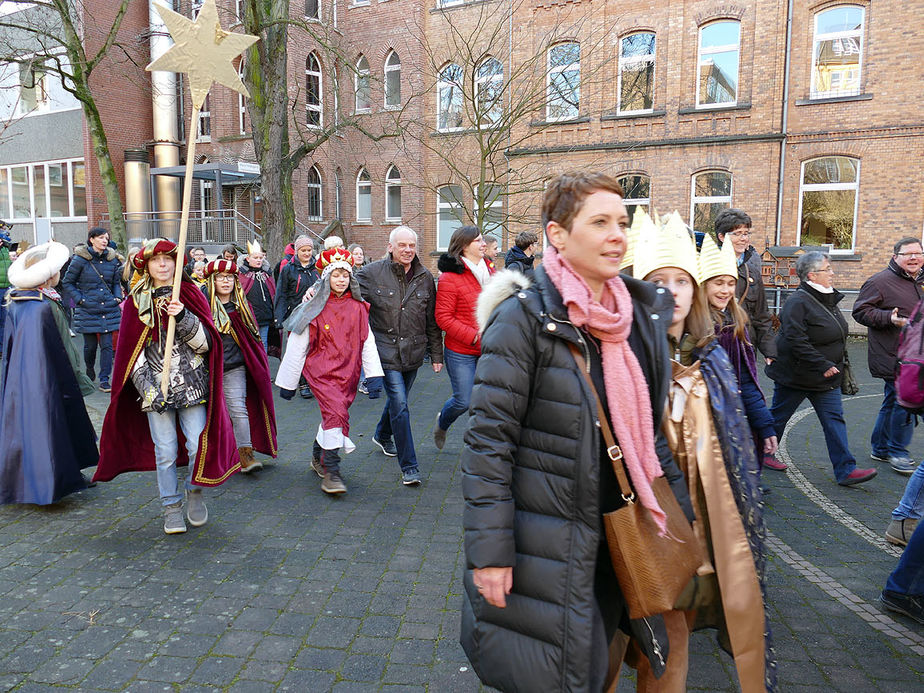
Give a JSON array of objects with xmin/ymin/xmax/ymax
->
[
  {"xmin": 356, "ymin": 226, "xmax": 443, "ymax": 487},
  {"xmin": 852, "ymin": 236, "xmax": 924, "ymax": 475},
  {"xmin": 275, "ymin": 235, "xmax": 320, "ymax": 399},
  {"xmin": 502, "ymin": 230, "xmax": 539, "ymax": 276},
  {"xmin": 238, "ymin": 240, "xmax": 280, "ymax": 352},
  {"xmin": 62, "ymin": 226, "xmax": 123, "ymax": 392},
  {"xmin": 879, "ymin": 521, "xmax": 924, "ymax": 625},
  {"xmin": 767, "ymin": 251, "xmax": 877, "ymax": 486}
]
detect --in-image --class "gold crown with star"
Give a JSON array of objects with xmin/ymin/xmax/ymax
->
[{"xmin": 633, "ymin": 211, "xmax": 699, "ymax": 283}]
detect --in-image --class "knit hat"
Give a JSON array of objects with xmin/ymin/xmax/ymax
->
[
  {"xmin": 633, "ymin": 211, "xmax": 699, "ymax": 283},
  {"xmin": 203, "ymin": 259, "xmax": 238, "ymax": 277},
  {"xmin": 132, "ymin": 238, "xmax": 178, "ymax": 270},
  {"xmin": 315, "ymin": 247, "xmax": 354, "ymax": 277},
  {"xmin": 698, "ymin": 232, "xmax": 738, "ymax": 284},
  {"xmin": 294, "ymin": 236, "xmax": 313, "ymax": 252},
  {"xmin": 8, "ymin": 241, "xmax": 70, "ymax": 289},
  {"xmin": 323, "ymin": 235, "xmax": 344, "ymax": 250}
]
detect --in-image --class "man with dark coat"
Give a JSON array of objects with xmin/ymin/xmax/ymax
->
[
  {"xmin": 853, "ymin": 236, "xmax": 924, "ymax": 475},
  {"xmin": 356, "ymin": 226, "xmax": 444, "ymax": 486},
  {"xmin": 502, "ymin": 230, "xmax": 538, "ymax": 276}
]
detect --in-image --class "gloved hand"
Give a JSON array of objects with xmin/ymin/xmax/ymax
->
[
  {"xmin": 280, "ymin": 388, "xmax": 295, "ymax": 400},
  {"xmin": 151, "ymin": 392, "xmax": 168, "ymax": 414},
  {"xmin": 365, "ymin": 376, "xmax": 384, "ymax": 399}
]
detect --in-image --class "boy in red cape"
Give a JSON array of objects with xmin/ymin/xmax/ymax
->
[
  {"xmin": 202, "ymin": 258, "xmax": 278, "ymax": 472},
  {"xmin": 95, "ymin": 238, "xmax": 239, "ymax": 534}
]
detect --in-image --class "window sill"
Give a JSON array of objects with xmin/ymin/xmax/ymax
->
[
  {"xmin": 795, "ymin": 93, "xmax": 873, "ymax": 106},
  {"xmin": 830, "ymin": 252, "xmax": 864, "ymax": 262},
  {"xmin": 678, "ymin": 103, "xmax": 751, "ymax": 115},
  {"xmin": 385, "ymin": 218, "xmax": 402, "ymax": 224},
  {"xmin": 353, "ymin": 109, "xmax": 372, "ymax": 116},
  {"xmin": 601, "ymin": 109, "xmax": 666, "ymax": 122},
  {"xmin": 350, "ymin": 2, "xmax": 370, "ymax": 7},
  {"xmin": 384, "ymin": 104, "xmax": 402, "ymax": 111},
  {"xmin": 430, "ymin": 0, "xmax": 491, "ymax": 13},
  {"xmin": 353, "ymin": 220, "xmax": 373, "ymax": 225},
  {"xmin": 530, "ymin": 116, "xmax": 592, "ymax": 127},
  {"xmin": 218, "ymin": 134, "xmax": 250, "ymax": 143},
  {"xmin": 431, "ymin": 127, "xmax": 471, "ymax": 136}
]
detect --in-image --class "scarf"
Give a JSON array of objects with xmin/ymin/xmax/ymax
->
[
  {"xmin": 805, "ymin": 279, "xmax": 833, "ymax": 294},
  {"xmin": 461, "ymin": 256, "xmax": 490, "ymax": 286},
  {"xmin": 542, "ymin": 247, "xmax": 667, "ymax": 533}
]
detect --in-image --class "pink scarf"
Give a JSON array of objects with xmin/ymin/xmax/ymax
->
[{"xmin": 543, "ymin": 247, "xmax": 667, "ymax": 533}]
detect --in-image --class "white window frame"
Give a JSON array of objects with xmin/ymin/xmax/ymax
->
[
  {"xmin": 617, "ymin": 173, "xmax": 651, "ymax": 220},
  {"xmin": 546, "ymin": 42, "xmax": 580, "ymax": 122},
  {"xmin": 354, "ymin": 56, "xmax": 371, "ymax": 113},
  {"xmin": 696, "ymin": 21, "xmax": 740, "ymax": 109},
  {"xmin": 306, "ymin": 52, "xmax": 323, "ymax": 128},
  {"xmin": 384, "ymin": 50, "xmax": 401, "ymax": 109},
  {"xmin": 197, "ymin": 92, "xmax": 211, "ymax": 142},
  {"xmin": 689, "ymin": 170, "xmax": 732, "ymax": 235},
  {"xmin": 0, "ymin": 158, "xmax": 87, "ymax": 222},
  {"xmin": 306, "ymin": 165, "xmax": 323, "ymax": 221},
  {"xmin": 437, "ymin": 184, "xmax": 464, "ymax": 250},
  {"xmin": 474, "ymin": 182, "xmax": 503, "ymax": 236},
  {"xmin": 437, "ymin": 0, "xmax": 467, "ymax": 7},
  {"xmin": 385, "ymin": 165, "xmax": 402, "ymax": 222},
  {"xmin": 356, "ymin": 167, "xmax": 372, "ymax": 222},
  {"xmin": 238, "ymin": 61, "xmax": 247, "ymax": 134},
  {"xmin": 617, "ymin": 32, "xmax": 656, "ymax": 115},
  {"xmin": 305, "ymin": 0, "xmax": 320, "ymax": 21},
  {"xmin": 797, "ymin": 156, "xmax": 860, "ymax": 253},
  {"xmin": 191, "ymin": 0, "xmax": 203, "ymax": 18},
  {"xmin": 235, "ymin": 0, "xmax": 243, "ymax": 21},
  {"xmin": 351, "ymin": 0, "xmax": 369, "ymax": 7},
  {"xmin": 332, "ymin": 0, "xmax": 337, "ymax": 27},
  {"xmin": 11, "ymin": 50, "xmax": 80, "ymax": 118},
  {"xmin": 811, "ymin": 6, "xmax": 864, "ymax": 100},
  {"xmin": 475, "ymin": 56, "xmax": 503, "ymax": 126},
  {"xmin": 437, "ymin": 63, "xmax": 464, "ymax": 132}
]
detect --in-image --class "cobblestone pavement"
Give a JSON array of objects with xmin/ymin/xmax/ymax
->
[{"xmin": 0, "ymin": 342, "xmax": 922, "ymax": 691}]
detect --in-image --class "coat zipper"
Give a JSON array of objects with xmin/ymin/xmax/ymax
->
[{"xmin": 643, "ymin": 617, "xmax": 666, "ymax": 668}]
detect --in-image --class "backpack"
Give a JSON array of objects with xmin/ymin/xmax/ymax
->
[{"xmin": 895, "ymin": 298, "xmax": 924, "ymax": 413}]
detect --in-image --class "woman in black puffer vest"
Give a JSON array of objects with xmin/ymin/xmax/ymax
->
[{"xmin": 62, "ymin": 227, "xmax": 123, "ymax": 392}]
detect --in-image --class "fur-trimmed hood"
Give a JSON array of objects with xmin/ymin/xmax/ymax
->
[
  {"xmin": 437, "ymin": 253, "xmax": 465, "ymax": 274},
  {"xmin": 73, "ymin": 243, "xmax": 121, "ymax": 263},
  {"xmin": 476, "ymin": 268, "xmax": 531, "ymax": 333}
]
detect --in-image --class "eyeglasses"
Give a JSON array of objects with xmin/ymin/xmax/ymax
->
[
  {"xmin": 812, "ymin": 267, "xmax": 835, "ymax": 273},
  {"xmin": 728, "ymin": 230, "xmax": 751, "ymax": 238},
  {"xmin": 897, "ymin": 252, "xmax": 924, "ymax": 258}
]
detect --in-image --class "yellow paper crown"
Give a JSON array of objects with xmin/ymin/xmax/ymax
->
[
  {"xmin": 634, "ymin": 211, "xmax": 699, "ymax": 283},
  {"xmin": 698, "ymin": 233, "xmax": 738, "ymax": 284},
  {"xmin": 620, "ymin": 208, "xmax": 647, "ymax": 270}
]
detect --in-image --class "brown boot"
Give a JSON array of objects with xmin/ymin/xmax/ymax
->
[{"xmin": 238, "ymin": 446, "xmax": 263, "ymax": 473}]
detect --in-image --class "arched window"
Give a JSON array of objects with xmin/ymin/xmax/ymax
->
[
  {"xmin": 305, "ymin": 0, "xmax": 319, "ymax": 20},
  {"xmin": 618, "ymin": 32, "xmax": 655, "ymax": 114},
  {"xmin": 474, "ymin": 183, "xmax": 503, "ymax": 237},
  {"xmin": 616, "ymin": 173, "xmax": 651, "ymax": 224},
  {"xmin": 475, "ymin": 57, "xmax": 503, "ymax": 125},
  {"xmin": 384, "ymin": 51, "xmax": 401, "ymax": 108},
  {"xmin": 437, "ymin": 63, "xmax": 463, "ymax": 131},
  {"xmin": 547, "ymin": 42, "xmax": 580, "ymax": 121},
  {"xmin": 812, "ymin": 6, "xmax": 864, "ymax": 99},
  {"xmin": 306, "ymin": 52, "xmax": 322, "ymax": 128},
  {"xmin": 690, "ymin": 170, "xmax": 732, "ymax": 237},
  {"xmin": 385, "ymin": 165, "xmax": 402, "ymax": 222},
  {"xmin": 697, "ymin": 21, "xmax": 740, "ymax": 107},
  {"xmin": 437, "ymin": 184, "xmax": 464, "ymax": 249},
  {"xmin": 799, "ymin": 156, "xmax": 859, "ymax": 251},
  {"xmin": 306, "ymin": 165, "xmax": 322, "ymax": 221},
  {"xmin": 356, "ymin": 167, "xmax": 372, "ymax": 221},
  {"xmin": 238, "ymin": 60, "xmax": 247, "ymax": 133},
  {"xmin": 355, "ymin": 56, "xmax": 371, "ymax": 112}
]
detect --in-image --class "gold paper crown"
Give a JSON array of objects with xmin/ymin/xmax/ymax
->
[
  {"xmin": 634, "ymin": 211, "xmax": 699, "ymax": 283},
  {"xmin": 620, "ymin": 208, "xmax": 646, "ymax": 270},
  {"xmin": 246, "ymin": 239, "xmax": 262, "ymax": 255},
  {"xmin": 698, "ymin": 233, "xmax": 738, "ymax": 284}
]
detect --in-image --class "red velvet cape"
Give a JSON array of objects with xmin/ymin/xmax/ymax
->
[
  {"xmin": 228, "ymin": 307, "xmax": 277, "ymax": 457},
  {"xmin": 94, "ymin": 281, "xmax": 240, "ymax": 485}
]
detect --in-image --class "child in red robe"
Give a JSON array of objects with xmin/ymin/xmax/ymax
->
[{"xmin": 275, "ymin": 247, "xmax": 383, "ymax": 495}]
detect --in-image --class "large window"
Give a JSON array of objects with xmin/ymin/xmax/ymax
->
[
  {"xmin": 354, "ymin": 56, "xmax": 371, "ymax": 112},
  {"xmin": 690, "ymin": 171, "xmax": 732, "ymax": 237},
  {"xmin": 356, "ymin": 167, "xmax": 371, "ymax": 221},
  {"xmin": 618, "ymin": 33, "xmax": 655, "ymax": 114},
  {"xmin": 474, "ymin": 183, "xmax": 503, "ymax": 237},
  {"xmin": 475, "ymin": 57, "xmax": 503, "ymax": 126},
  {"xmin": 238, "ymin": 61, "xmax": 247, "ymax": 133},
  {"xmin": 385, "ymin": 165, "xmax": 402, "ymax": 222},
  {"xmin": 437, "ymin": 63, "xmax": 463, "ymax": 131},
  {"xmin": 306, "ymin": 165, "xmax": 323, "ymax": 221},
  {"xmin": 697, "ymin": 21, "xmax": 740, "ymax": 107},
  {"xmin": 812, "ymin": 6, "xmax": 864, "ymax": 99},
  {"xmin": 799, "ymin": 156, "xmax": 859, "ymax": 251},
  {"xmin": 305, "ymin": 0, "xmax": 319, "ymax": 20},
  {"xmin": 617, "ymin": 173, "xmax": 650, "ymax": 224},
  {"xmin": 437, "ymin": 185, "xmax": 464, "ymax": 249},
  {"xmin": 197, "ymin": 92, "xmax": 211, "ymax": 141},
  {"xmin": 0, "ymin": 53, "xmax": 79, "ymax": 119},
  {"xmin": 306, "ymin": 52, "xmax": 322, "ymax": 127},
  {"xmin": 0, "ymin": 159, "xmax": 86, "ymax": 220},
  {"xmin": 384, "ymin": 51, "xmax": 401, "ymax": 108},
  {"xmin": 547, "ymin": 42, "xmax": 580, "ymax": 121}
]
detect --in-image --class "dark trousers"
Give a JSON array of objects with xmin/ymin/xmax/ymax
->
[
  {"xmin": 83, "ymin": 332, "xmax": 113, "ymax": 386},
  {"xmin": 375, "ymin": 368, "xmax": 419, "ymax": 473},
  {"xmin": 312, "ymin": 440, "xmax": 341, "ymax": 474}
]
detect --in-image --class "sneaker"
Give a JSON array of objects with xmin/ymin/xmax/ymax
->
[
  {"xmin": 889, "ymin": 457, "xmax": 917, "ymax": 475},
  {"xmin": 321, "ymin": 472, "xmax": 347, "ymax": 495},
  {"xmin": 870, "ymin": 452, "xmax": 890, "ymax": 463},
  {"xmin": 163, "ymin": 502, "xmax": 187, "ymax": 535},
  {"xmin": 838, "ymin": 467, "xmax": 878, "ymax": 486},
  {"xmin": 879, "ymin": 590, "xmax": 924, "ymax": 625},
  {"xmin": 372, "ymin": 436, "xmax": 397, "ymax": 457},
  {"xmin": 186, "ymin": 489, "xmax": 208, "ymax": 527},
  {"xmin": 299, "ymin": 384, "xmax": 315, "ymax": 400},
  {"xmin": 762, "ymin": 453, "xmax": 788, "ymax": 471},
  {"xmin": 433, "ymin": 414, "xmax": 447, "ymax": 451},
  {"xmin": 311, "ymin": 455, "xmax": 324, "ymax": 479},
  {"xmin": 358, "ymin": 380, "xmax": 369, "ymax": 395},
  {"xmin": 885, "ymin": 518, "xmax": 919, "ymax": 547},
  {"xmin": 99, "ymin": 383, "xmax": 111, "ymax": 393},
  {"xmin": 402, "ymin": 468, "xmax": 421, "ymax": 486}
]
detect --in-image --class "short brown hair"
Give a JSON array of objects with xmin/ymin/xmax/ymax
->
[
  {"xmin": 893, "ymin": 236, "xmax": 922, "ymax": 255},
  {"xmin": 541, "ymin": 172, "xmax": 625, "ymax": 234}
]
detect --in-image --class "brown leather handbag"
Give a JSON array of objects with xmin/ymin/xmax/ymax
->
[{"xmin": 570, "ymin": 344, "xmax": 702, "ymax": 619}]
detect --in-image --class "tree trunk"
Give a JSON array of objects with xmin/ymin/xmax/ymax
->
[{"xmin": 83, "ymin": 100, "xmax": 126, "ymax": 250}]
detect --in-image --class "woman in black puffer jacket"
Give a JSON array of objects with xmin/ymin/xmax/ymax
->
[
  {"xmin": 460, "ymin": 173, "xmax": 694, "ymax": 692},
  {"xmin": 62, "ymin": 227, "xmax": 123, "ymax": 392}
]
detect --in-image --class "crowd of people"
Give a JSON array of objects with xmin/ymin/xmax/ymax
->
[{"xmin": 0, "ymin": 172, "xmax": 921, "ymax": 690}]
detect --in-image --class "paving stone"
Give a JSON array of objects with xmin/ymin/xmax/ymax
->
[
  {"xmin": 293, "ymin": 645, "xmax": 348, "ymax": 671},
  {"xmin": 189, "ymin": 654, "xmax": 244, "ymax": 685},
  {"xmin": 80, "ymin": 657, "xmax": 145, "ymax": 690},
  {"xmin": 277, "ymin": 668, "xmax": 337, "ymax": 691}
]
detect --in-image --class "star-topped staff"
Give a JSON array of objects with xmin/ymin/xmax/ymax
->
[{"xmin": 146, "ymin": 0, "xmax": 258, "ymax": 395}]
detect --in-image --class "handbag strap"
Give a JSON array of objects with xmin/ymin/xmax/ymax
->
[{"xmin": 567, "ymin": 342, "xmax": 636, "ymax": 503}]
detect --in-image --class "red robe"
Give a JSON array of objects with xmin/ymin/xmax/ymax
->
[
  {"xmin": 94, "ymin": 281, "xmax": 240, "ymax": 485},
  {"xmin": 227, "ymin": 307, "xmax": 278, "ymax": 457}
]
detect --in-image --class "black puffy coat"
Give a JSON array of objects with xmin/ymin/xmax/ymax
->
[
  {"xmin": 62, "ymin": 245, "xmax": 123, "ymax": 334},
  {"xmin": 273, "ymin": 259, "xmax": 319, "ymax": 324},
  {"xmin": 766, "ymin": 283, "xmax": 847, "ymax": 391},
  {"xmin": 460, "ymin": 268, "xmax": 693, "ymax": 692},
  {"xmin": 736, "ymin": 246, "xmax": 777, "ymax": 360}
]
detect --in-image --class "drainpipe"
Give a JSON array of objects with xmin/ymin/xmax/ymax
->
[
  {"xmin": 149, "ymin": 0, "xmax": 181, "ymax": 232},
  {"xmin": 774, "ymin": 0, "xmax": 794, "ymax": 246},
  {"xmin": 124, "ymin": 148, "xmax": 152, "ymax": 246}
]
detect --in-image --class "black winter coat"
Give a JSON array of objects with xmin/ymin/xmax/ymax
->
[
  {"xmin": 736, "ymin": 246, "xmax": 777, "ymax": 360},
  {"xmin": 503, "ymin": 246, "xmax": 535, "ymax": 275},
  {"xmin": 460, "ymin": 268, "xmax": 693, "ymax": 692},
  {"xmin": 852, "ymin": 261, "xmax": 924, "ymax": 379},
  {"xmin": 356, "ymin": 254, "xmax": 443, "ymax": 371},
  {"xmin": 766, "ymin": 283, "xmax": 847, "ymax": 391},
  {"xmin": 273, "ymin": 260, "xmax": 319, "ymax": 324},
  {"xmin": 62, "ymin": 245, "xmax": 123, "ymax": 334}
]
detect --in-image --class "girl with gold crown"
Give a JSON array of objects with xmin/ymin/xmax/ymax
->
[
  {"xmin": 627, "ymin": 213, "xmax": 776, "ymax": 692},
  {"xmin": 239, "ymin": 240, "xmax": 281, "ymax": 354}
]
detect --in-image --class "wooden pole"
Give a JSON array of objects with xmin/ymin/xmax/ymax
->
[{"xmin": 160, "ymin": 100, "xmax": 202, "ymax": 396}]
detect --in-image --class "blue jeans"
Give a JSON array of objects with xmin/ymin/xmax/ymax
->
[
  {"xmin": 259, "ymin": 324, "xmax": 269, "ymax": 350},
  {"xmin": 771, "ymin": 383, "xmax": 856, "ymax": 483},
  {"xmin": 146, "ymin": 404, "xmax": 207, "ymax": 506},
  {"xmin": 375, "ymin": 368, "xmax": 419, "ymax": 473},
  {"xmin": 872, "ymin": 380, "xmax": 915, "ymax": 459},
  {"xmin": 893, "ymin": 462, "xmax": 924, "ymax": 521},
  {"xmin": 83, "ymin": 332, "xmax": 114, "ymax": 385},
  {"xmin": 885, "ymin": 519, "xmax": 924, "ymax": 596},
  {"xmin": 438, "ymin": 348, "xmax": 478, "ymax": 432}
]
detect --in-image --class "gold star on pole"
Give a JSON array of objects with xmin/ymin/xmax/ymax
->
[{"xmin": 147, "ymin": 0, "xmax": 258, "ymax": 108}]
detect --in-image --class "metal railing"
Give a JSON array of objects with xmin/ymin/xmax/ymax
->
[{"xmin": 100, "ymin": 209, "xmax": 262, "ymax": 248}]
